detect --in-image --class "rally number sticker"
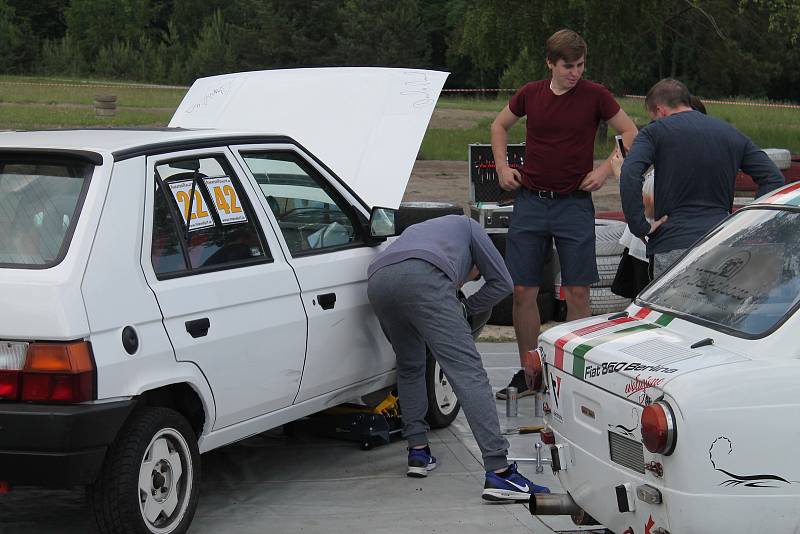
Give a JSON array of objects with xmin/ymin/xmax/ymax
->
[
  {"xmin": 168, "ymin": 180, "xmax": 214, "ymax": 230},
  {"xmin": 203, "ymin": 176, "xmax": 247, "ymax": 225}
]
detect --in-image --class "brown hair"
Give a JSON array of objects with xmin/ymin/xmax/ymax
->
[
  {"xmin": 645, "ymin": 78, "xmax": 692, "ymax": 113},
  {"xmin": 545, "ymin": 29, "xmax": 587, "ymax": 64}
]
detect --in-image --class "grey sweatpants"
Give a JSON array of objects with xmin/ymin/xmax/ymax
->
[{"xmin": 367, "ymin": 259, "xmax": 509, "ymax": 471}]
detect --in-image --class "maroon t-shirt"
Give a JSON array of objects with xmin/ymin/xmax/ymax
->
[{"xmin": 508, "ymin": 79, "xmax": 620, "ymax": 193}]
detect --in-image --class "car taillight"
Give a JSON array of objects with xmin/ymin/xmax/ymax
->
[
  {"xmin": 641, "ymin": 401, "xmax": 676, "ymax": 455},
  {"xmin": 0, "ymin": 341, "xmax": 95, "ymax": 403},
  {"xmin": 522, "ymin": 348, "xmax": 545, "ymax": 392}
]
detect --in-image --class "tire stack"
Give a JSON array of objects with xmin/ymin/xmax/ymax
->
[{"xmin": 553, "ymin": 218, "xmax": 631, "ymax": 320}]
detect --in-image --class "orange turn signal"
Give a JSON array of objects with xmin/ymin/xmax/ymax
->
[{"xmin": 24, "ymin": 341, "xmax": 94, "ymax": 373}]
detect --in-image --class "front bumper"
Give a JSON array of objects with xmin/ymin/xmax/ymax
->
[{"xmin": 0, "ymin": 399, "xmax": 136, "ymax": 487}]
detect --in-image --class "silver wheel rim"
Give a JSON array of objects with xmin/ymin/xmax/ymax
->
[
  {"xmin": 138, "ymin": 428, "xmax": 193, "ymax": 534},
  {"xmin": 433, "ymin": 361, "xmax": 458, "ymax": 416}
]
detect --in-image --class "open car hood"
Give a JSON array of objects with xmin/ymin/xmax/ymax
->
[{"xmin": 169, "ymin": 68, "xmax": 448, "ymax": 209}]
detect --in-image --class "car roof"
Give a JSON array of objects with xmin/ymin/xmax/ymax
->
[{"xmin": 0, "ymin": 128, "xmax": 280, "ymax": 155}]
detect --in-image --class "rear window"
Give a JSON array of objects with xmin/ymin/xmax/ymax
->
[
  {"xmin": 0, "ymin": 159, "xmax": 91, "ymax": 267},
  {"xmin": 640, "ymin": 207, "xmax": 800, "ymax": 338}
]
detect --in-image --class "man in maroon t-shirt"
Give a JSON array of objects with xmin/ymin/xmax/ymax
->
[{"xmin": 491, "ymin": 29, "xmax": 637, "ymax": 399}]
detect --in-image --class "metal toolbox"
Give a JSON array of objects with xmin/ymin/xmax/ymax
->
[
  {"xmin": 469, "ymin": 204, "xmax": 514, "ymax": 234},
  {"xmin": 468, "ymin": 143, "xmax": 525, "ymax": 204},
  {"xmin": 469, "ymin": 143, "xmax": 524, "ymax": 233}
]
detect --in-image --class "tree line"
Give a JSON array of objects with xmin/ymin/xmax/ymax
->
[{"xmin": 1, "ymin": 0, "xmax": 798, "ymax": 101}]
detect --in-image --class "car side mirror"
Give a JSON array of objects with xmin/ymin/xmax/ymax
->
[{"xmin": 369, "ymin": 207, "xmax": 398, "ymax": 238}]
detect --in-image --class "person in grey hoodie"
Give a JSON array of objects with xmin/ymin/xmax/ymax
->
[{"xmin": 367, "ymin": 214, "xmax": 550, "ymax": 502}]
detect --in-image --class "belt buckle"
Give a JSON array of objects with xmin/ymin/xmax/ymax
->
[{"xmin": 537, "ymin": 190, "xmax": 555, "ymax": 199}]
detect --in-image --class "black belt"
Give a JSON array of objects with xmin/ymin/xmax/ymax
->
[{"xmin": 527, "ymin": 188, "xmax": 590, "ymax": 199}]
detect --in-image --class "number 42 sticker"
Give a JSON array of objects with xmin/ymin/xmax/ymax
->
[{"xmin": 203, "ymin": 176, "xmax": 246, "ymax": 225}]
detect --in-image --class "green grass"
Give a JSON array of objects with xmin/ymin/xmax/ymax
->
[
  {"xmin": 1, "ymin": 76, "xmax": 797, "ymax": 157},
  {"xmin": 0, "ymin": 104, "xmax": 173, "ymax": 129},
  {"xmin": 0, "ymin": 75, "xmax": 186, "ymax": 108}
]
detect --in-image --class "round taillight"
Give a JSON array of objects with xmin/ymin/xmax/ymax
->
[
  {"xmin": 522, "ymin": 348, "xmax": 545, "ymax": 392},
  {"xmin": 641, "ymin": 401, "xmax": 677, "ymax": 455}
]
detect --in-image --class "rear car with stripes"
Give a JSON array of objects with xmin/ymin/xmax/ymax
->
[{"xmin": 530, "ymin": 184, "xmax": 800, "ymax": 533}]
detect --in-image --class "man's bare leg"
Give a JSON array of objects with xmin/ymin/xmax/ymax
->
[
  {"xmin": 512, "ymin": 285, "xmax": 540, "ymax": 365},
  {"xmin": 562, "ymin": 285, "xmax": 591, "ymax": 320},
  {"xmin": 495, "ymin": 285, "xmax": 541, "ymax": 399}
]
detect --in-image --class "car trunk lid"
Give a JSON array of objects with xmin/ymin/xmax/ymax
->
[{"xmin": 544, "ymin": 306, "xmax": 749, "ymax": 405}]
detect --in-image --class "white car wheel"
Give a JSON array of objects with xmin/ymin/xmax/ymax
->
[
  {"xmin": 425, "ymin": 353, "xmax": 461, "ymax": 428},
  {"xmin": 90, "ymin": 407, "xmax": 200, "ymax": 534}
]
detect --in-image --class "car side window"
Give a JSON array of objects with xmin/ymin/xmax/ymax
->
[
  {"xmin": 240, "ymin": 151, "xmax": 364, "ymax": 255},
  {"xmin": 151, "ymin": 155, "xmax": 271, "ymax": 277}
]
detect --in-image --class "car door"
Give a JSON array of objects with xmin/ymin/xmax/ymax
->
[
  {"xmin": 141, "ymin": 147, "xmax": 307, "ymax": 429},
  {"xmin": 233, "ymin": 144, "xmax": 396, "ymax": 403}
]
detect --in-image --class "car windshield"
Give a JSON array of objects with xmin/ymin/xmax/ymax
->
[
  {"xmin": 0, "ymin": 159, "xmax": 90, "ymax": 267},
  {"xmin": 640, "ymin": 207, "xmax": 800, "ymax": 337}
]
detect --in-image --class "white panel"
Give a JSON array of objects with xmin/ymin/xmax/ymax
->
[{"xmin": 169, "ymin": 68, "xmax": 448, "ymax": 209}]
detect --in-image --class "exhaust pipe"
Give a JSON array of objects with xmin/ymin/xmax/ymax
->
[
  {"xmin": 529, "ymin": 493, "xmax": 600, "ymax": 526},
  {"xmin": 529, "ymin": 493, "xmax": 581, "ymax": 515}
]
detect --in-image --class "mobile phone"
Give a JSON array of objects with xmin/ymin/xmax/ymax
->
[{"xmin": 615, "ymin": 135, "xmax": 627, "ymax": 158}]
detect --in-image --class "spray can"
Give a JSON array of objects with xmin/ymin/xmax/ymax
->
[
  {"xmin": 534, "ymin": 392, "xmax": 544, "ymax": 418},
  {"xmin": 506, "ymin": 386, "xmax": 518, "ymax": 417}
]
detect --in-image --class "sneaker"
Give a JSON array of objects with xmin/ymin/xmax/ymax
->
[
  {"xmin": 407, "ymin": 446, "xmax": 437, "ymax": 478},
  {"xmin": 482, "ymin": 462, "xmax": 550, "ymax": 502},
  {"xmin": 496, "ymin": 370, "xmax": 532, "ymax": 400}
]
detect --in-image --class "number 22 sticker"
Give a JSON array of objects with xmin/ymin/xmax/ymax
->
[{"xmin": 168, "ymin": 180, "xmax": 214, "ymax": 230}]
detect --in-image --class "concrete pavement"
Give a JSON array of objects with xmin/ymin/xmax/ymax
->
[{"xmin": 0, "ymin": 343, "xmax": 604, "ymax": 534}]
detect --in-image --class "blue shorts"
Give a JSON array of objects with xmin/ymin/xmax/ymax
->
[{"xmin": 506, "ymin": 188, "xmax": 598, "ymax": 287}]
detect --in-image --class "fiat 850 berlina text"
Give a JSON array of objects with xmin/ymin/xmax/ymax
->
[
  {"xmin": 0, "ymin": 68, "xmax": 465, "ymax": 534},
  {"xmin": 524, "ymin": 182, "xmax": 800, "ymax": 533}
]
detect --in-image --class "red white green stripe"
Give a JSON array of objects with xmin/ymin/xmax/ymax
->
[
  {"xmin": 763, "ymin": 182, "xmax": 800, "ymax": 205},
  {"xmin": 552, "ymin": 307, "xmax": 674, "ymax": 378}
]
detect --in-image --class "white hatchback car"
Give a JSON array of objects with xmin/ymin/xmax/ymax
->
[
  {"xmin": 526, "ymin": 182, "xmax": 800, "ymax": 533},
  {"xmin": 0, "ymin": 68, "xmax": 464, "ymax": 534}
]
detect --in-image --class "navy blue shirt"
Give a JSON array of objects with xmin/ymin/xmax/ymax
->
[
  {"xmin": 368, "ymin": 215, "xmax": 512, "ymax": 315},
  {"xmin": 620, "ymin": 110, "xmax": 784, "ymax": 255}
]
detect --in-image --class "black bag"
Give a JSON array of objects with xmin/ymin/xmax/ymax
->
[{"xmin": 611, "ymin": 248, "xmax": 651, "ymax": 299}]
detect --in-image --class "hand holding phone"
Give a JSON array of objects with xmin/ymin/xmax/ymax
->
[{"xmin": 615, "ymin": 135, "xmax": 627, "ymax": 158}]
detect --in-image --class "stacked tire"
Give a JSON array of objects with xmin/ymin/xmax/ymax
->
[{"xmin": 554, "ymin": 219, "xmax": 631, "ymax": 320}]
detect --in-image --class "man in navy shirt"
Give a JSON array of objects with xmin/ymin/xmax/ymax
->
[{"xmin": 620, "ymin": 78, "xmax": 784, "ymax": 276}]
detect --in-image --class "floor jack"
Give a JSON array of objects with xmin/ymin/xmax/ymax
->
[{"xmin": 311, "ymin": 392, "xmax": 403, "ymax": 450}]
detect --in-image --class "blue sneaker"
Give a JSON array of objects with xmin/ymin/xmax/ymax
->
[
  {"xmin": 482, "ymin": 462, "xmax": 550, "ymax": 501},
  {"xmin": 407, "ymin": 446, "xmax": 437, "ymax": 477}
]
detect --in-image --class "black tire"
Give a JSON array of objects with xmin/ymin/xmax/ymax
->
[
  {"xmin": 554, "ymin": 254, "xmax": 621, "ymax": 288},
  {"xmin": 553, "ymin": 285, "xmax": 631, "ymax": 317},
  {"xmin": 89, "ymin": 407, "xmax": 200, "ymax": 534},
  {"xmin": 396, "ymin": 201, "xmax": 464, "ymax": 233},
  {"xmin": 425, "ymin": 351, "xmax": 461, "ymax": 428}
]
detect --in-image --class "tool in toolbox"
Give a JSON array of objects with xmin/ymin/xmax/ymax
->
[{"xmin": 469, "ymin": 143, "xmax": 524, "ymax": 233}]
